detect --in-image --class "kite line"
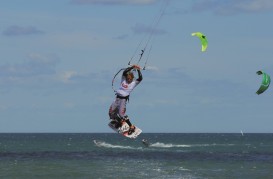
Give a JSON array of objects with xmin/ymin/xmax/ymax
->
[{"xmin": 112, "ymin": 0, "xmax": 170, "ymax": 92}]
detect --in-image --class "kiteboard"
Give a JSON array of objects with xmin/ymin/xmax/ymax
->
[{"xmin": 108, "ymin": 120, "xmax": 142, "ymax": 139}]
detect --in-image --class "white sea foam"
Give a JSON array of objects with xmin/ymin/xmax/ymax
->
[
  {"xmin": 179, "ymin": 167, "xmax": 191, "ymax": 171},
  {"xmin": 93, "ymin": 140, "xmax": 137, "ymax": 149},
  {"xmin": 150, "ymin": 142, "xmax": 191, "ymax": 148},
  {"xmin": 149, "ymin": 142, "xmax": 235, "ymax": 148}
]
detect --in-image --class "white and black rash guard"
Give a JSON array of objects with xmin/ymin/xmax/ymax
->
[{"xmin": 116, "ymin": 67, "xmax": 143, "ymax": 97}]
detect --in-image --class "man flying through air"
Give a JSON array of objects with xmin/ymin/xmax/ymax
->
[{"xmin": 108, "ymin": 64, "xmax": 143, "ymax": 135}]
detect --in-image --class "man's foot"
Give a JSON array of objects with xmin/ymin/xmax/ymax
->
[{"xmin": 128, "ymin": 125, "xmax": 135, "ymax": 135}]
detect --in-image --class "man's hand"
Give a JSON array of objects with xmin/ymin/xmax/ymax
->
[{"xmin": 132, "ymin": 64, "xmax": 141, "ymax": 70}]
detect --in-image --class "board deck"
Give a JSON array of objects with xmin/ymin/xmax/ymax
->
[{"xmin": 108, "ymin": 120, "xmax": 142, "ymax": 139}]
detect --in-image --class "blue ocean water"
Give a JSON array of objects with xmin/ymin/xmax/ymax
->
[{"xmin": 0, "ymin": 133, "xmax": 273, "ymax": 179}]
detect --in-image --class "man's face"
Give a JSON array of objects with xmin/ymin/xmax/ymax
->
[{"xmin": 126, "ymin": 74, "xmax": 133, "ymax": 84}]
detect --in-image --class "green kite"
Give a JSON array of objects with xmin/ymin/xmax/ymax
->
[
  {"xmin": 191, "ymin": 32, "xmax": 208, "ymax": 52},
  {"xmin": 256, "ymin": 71, "xmax": 271, "ymax": 95}
]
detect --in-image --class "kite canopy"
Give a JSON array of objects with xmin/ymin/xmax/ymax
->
[
  {"xmin": 256, "ymin": 71, "xmax": 271, "ymax": 95},
  {"xmin": 191, "ymin": 32, "xmax": 208, "ymax": 52}
]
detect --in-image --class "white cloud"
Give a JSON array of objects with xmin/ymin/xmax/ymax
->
[
  {"xmin": 59, "ymin": 71, "xmax": 78, "ymax": 83},
  {"xmin": 64, "ymin": 101, "xmax": 76, "ymax": 108},
  {"xmin": 28, "ymin": 53, "xmax": 59, "ymax": 66},
  {"xmin": 235, "ymin": 0, "xmax": 273, "ymax": 12},
  {"xmin": 0, "ymin": 53, "xmax": 59, "ymax": 79},
  {"xmin": 2, "ymin": 25, "xmax": 44, "ymax": 36},
  {"xmin": 47, "ymin": 32, "xmax": 104, "ymax": 49},
  {"xmin": 71, "ymin": 0, "xmax": 158, "ymax": 5},
  {"xmin": 131, "ymin": 23, "xmax": 167, "ymax": 35},
  {"xmin": 191, "ymin": 0, "xmax": 273, "ymax": 15}
]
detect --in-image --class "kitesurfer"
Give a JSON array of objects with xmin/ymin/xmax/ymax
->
[
  {"xmin": 109, "ymin": 64, "xmax": 143, "ymax": 135},
  {"xmin": 142, "ymin": 139, "xmax": 150, "ymax": 147}
]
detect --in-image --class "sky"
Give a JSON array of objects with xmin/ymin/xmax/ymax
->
[{"xmin": 0, "ymin": 0, "xmax": 273, "ymax": 133}]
